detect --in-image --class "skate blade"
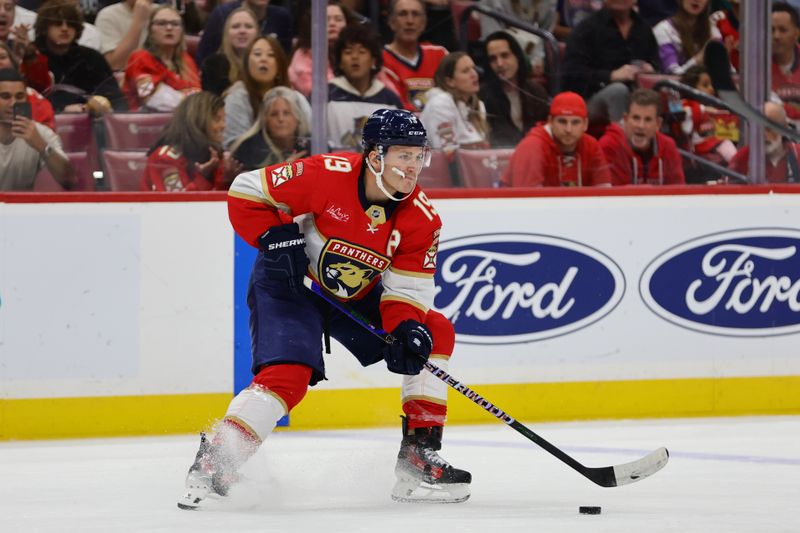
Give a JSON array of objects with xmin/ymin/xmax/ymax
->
[
  {"xmin": 177, "ymin": 486, "xmax": 225, "ymax": 511},
  {"xmin": 391, "ymin": 477, "xmax": 470, "ymax": 504}
]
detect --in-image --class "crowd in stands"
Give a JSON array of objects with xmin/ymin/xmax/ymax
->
[{"xmin": 2, "ymin": 0, "xmax": 800, "ymax": 191}]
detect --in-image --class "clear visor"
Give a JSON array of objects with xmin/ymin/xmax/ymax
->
[{"xmin": 383, "ymin": 143, "xmax": 432, "ymax": 172}]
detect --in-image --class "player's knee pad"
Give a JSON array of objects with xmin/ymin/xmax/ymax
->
[{"xmin": 425, "ymin": 310, "xmax": 454, "ymax": 359}]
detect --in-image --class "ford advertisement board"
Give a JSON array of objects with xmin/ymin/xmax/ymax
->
[
  {"xmin": 640, "ymin": 228, "xmax": 800, "ymax": 336},
  {"xmin": 433, "ymin": 233, "xmax": 625, "ymax": 344}
]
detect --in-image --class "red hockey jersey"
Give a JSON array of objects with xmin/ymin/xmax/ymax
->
[
  {"xmin": 772, "ymin": 44, "xmax": 800, "ymax": 125},
  {"xmin": 123, "ymin": 50, "xmax": 200, "ymax": 111},
  {"xmin": 141, "ymin": 145, "xmax": 225, "ymax": 191},
  {"xmin": 227, "ymin": 152, "xmax": 442, "ymax": 331},
  {"xmin": 381, "ymin": 43, "xmax": 448, "ymax": 113}
]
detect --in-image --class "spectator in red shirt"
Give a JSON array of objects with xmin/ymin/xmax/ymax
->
[
  {"xmin": 599, "ymin": 88, "xmax": 686, "ymax": 185},
  {"xmin": 142, "ymin": 91, "xmax": 240, "ymax": 191},
  {"xmin": 381, "ymin": 0, "xmax": 448, "ymax": 112},
  {"xmin": 0, "ymin": 41, "xmax": 53, "ymax": 128},
  {"xmin": 123, "ymin": 6, "xmax": 200, "ymax": 112},
  {"xmin": 771, "ymin": 2, "xmax": 800, "ymax": 128},
  {"xmin": 502, "ymin": 91, "xmax": 612, "ymax": 187},
  {"xmin": 729, "ymin": 102, "xmax": 800, "ymax": 184}
]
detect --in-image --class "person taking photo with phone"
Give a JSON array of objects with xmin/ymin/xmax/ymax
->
[{"xmin": 0, "ymin": 68, "xmax": 74, "ymax": 189}]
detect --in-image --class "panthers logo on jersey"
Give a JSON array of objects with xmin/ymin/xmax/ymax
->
[{"xmin": 319, "ymin": 238, "xmax": 390, "ymax": 298}]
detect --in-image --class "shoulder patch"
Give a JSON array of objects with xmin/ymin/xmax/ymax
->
[
  {"xmin": 271, "ymin": 164, "xmax": 294, "ymax": 187},
  {"xmin": 422, "ymin": 228, "xmax": 440, "ymax": 269}
]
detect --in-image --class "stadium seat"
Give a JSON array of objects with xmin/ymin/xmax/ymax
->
[
  {"xmin": 53, "ymin": 113, "xmax": 94, "ymax": 152},
  {"xmin": 635, "ymin": 73, "xmax": 679, "ymax": 90},
  {"xmin": 418, "ymin": 150, "xmax": 455, "ymax": 188},
  {"xmin": 456, "ymin": 148, "xmax": 515, "ymax": 188},
  {"xmin": 34, "ymin": 151, "xmax": 95, "ymax": 191},
  {"xmin": 53, "ymin": 113, "xmax": 100, "ymax": 173},
  {"xmin": 185, "ymin": 34, "xmax": 201, "ymax": 58},
  {"xmin": 103, "ymin": 150, "xmax": 148, "ymax": 191},
  {"xmin": 103, "ymin": 113, "xmax": 171, "ymax": 150},
  {"xmin": 451, "ymin": 0, "xmax": 481, "ymax": 42}
]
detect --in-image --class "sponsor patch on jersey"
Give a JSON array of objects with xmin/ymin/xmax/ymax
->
[
  {"xmin": 271, "ymin": 164, "xmax": 294, "ymax": 187},
  {"xmin": 423, "ymin": 229, "xmax": 440, "ymax": 269},
  {"xmin": 294, "ymin": 161, "xmax": 304, "ymax": 176},
  {"xmin": 319, "ymin": 239, "xmax": 390, "ymax": 299}
]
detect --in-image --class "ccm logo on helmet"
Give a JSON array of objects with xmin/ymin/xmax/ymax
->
[
  {"xmin": 407, "ymin": 131, "xmax": 424, "ymax": 135},
  {"xmin": 268, "ymin": 239, "xmax": 305, "ymax": 250}
]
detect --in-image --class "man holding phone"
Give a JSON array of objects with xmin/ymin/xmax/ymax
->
[{"xmin": 0, "ymin": 68, "xmax": 74, "ymax": 189}]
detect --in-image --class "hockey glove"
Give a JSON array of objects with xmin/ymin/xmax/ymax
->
[
  {"xmin": 383, "ymin": 320, "xmax": 433, "ymax": 375},
  {"xmin": 257, "ymin": 222, "xmax": 310, "ymax": 294}
]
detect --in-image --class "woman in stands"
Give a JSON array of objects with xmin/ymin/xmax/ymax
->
[
  {"xmin": 201, "ymin": 6, "xmax": 259, "ymax": 96},
  {"xmin": 230, "ymin": 86, "xmax": 310, "ymax": 171},
  {"xmin": 0, "ymin": 42, "xmax": 54, "ymax": 129},
  {"xmin": 479, "ymin": 31, "xmax": 549, "ymax": 148},
  {"xmin": 327, "ymin": 24, "xmax": 403, "ymax": 151},
  {"xmin": 421, "ymin": 51, "xmax": 490, "ymax": 158},
  {"xmin": 288, "ymin": 0, "xmax": 355, "ymax": 100},
  {"xmin": 34, "ymin": 0, "xmax": 125, "ymax": 114},
  {"xmin": 223, "ymin": 35, "xmax": 310, "ymax": 148},
  {"xmin": 124, "ymin": 5, "xmax": 200, "ymax": 112},
  {"xmin": 142, "ymin": 91, "xmax": 240, "ymax": 191},
  {"xmin": 653, "ymin": 0, "xmax": 721, "ymax": 75}
]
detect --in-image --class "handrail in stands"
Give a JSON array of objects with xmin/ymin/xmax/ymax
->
[
  {"xmin": 678, "ymin": 147, "xmax": 749, "ymax": 184},
  {"xmin": 457, "ymin": 2, "xmax": 561, "ymax": 95},
  {"xmin": 652, "ymin": 78, "xmax": 744, "ymax": 120}
]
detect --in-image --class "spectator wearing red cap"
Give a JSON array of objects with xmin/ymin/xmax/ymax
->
[
  {"xmin": 599, "ymin": 88, "xmax": 686, "ymax": 185},
  {"xmin": 501, "ymin": 91, "xmax": 612, "ymax": 187}
]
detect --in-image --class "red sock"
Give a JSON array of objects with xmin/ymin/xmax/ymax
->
[{"xmin": 404, "ymin": 399, "xmax": 447, "ymax": 429}]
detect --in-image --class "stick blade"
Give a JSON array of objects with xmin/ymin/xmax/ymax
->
[{"xmin": 611, "ymin": 447, "xmax": 670, "ymax": 487}]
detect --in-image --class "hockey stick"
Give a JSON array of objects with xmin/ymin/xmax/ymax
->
[
  {"xmin": 303, "ymin": 276, "xmax": 669, "ymax": 488},
  {"xmin": 705, "ymin": 40, "xmax": 800, "ymax": 143}
]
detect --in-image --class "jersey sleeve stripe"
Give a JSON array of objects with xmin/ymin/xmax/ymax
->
[
  {"xmin": 380, "ymin": 293, "xmax": 429, "ymax": 313},
  {"xmin": 228, "ymin": 169, "xmax": 264, "ymax": 198},
  {"xmin": 228, "ymin": 190, "xmax": 268, "ymax": 204},
  {"xmin": 387, "ymin": 266, "xmax": 435, "ymax": 279}
]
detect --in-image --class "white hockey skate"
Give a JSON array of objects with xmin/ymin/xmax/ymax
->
[
  {"xmin": 177, "ymin": 433, "xmax": 236, "ymax": 510},
  {"xmin": 391, "ymin": 417, "xmax": 471, "ymax": 504}
]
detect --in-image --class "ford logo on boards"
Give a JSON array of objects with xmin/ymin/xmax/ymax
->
[
  {"xmin": 433, "ymin": 233, "xmax": 625, "ymax": 344},
  {"xmin": 640, "ymin": 229, "xmax": 800, "ymax": 336}
]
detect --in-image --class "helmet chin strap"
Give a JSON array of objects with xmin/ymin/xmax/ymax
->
[{"xmin": 366, "ymin": 150, "xmax": 416, "ymax": 202}]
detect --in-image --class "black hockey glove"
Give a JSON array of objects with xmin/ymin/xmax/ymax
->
[
  {"xmin": 257, "ymin": 222, "xmax": 310, "ymax": 294},
  {"xmin": 383, "ymin": 320, "xmax": 433, "ymax": 375}
]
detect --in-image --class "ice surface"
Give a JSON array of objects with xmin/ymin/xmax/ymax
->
[{"xmin": 1, "ymin": 416, "xmax": 798, "ymax": 533}]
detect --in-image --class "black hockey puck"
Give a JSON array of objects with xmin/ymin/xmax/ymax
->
[{"xmin": 579, "ymin": 506, "xmax": 601, "ymax": 515}]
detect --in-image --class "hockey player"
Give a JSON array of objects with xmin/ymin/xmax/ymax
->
[{"xmin": 177, "ymin": 108, "xmax": 471, "ymax": 509}]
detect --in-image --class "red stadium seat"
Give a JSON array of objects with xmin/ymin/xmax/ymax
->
[
  {"xmin": 451, "ymin": 0, "xmax": 481, "ymax": 42},
  {"xmin": 103, "ymin": 113, "xmax": 172, "ymax": 150},
  {"xmin": 103, "ymin": 150, "xmax": 148, "ymax": 191},
  {"xmin": 185, "ymin": 34, "xmax": 201, "ymax": 58},
  {"xmin": 53, "ymin": 113, "xmax": 94, "ymax": 152},
  {"xmin": 635, "ymin": 73, "xmax": 679, "ymax": 90},
  {"xmin": 418, "ymin": 150, "xmax": 455, "ymax": 188},
  {"xmin": 53, "ymin": 113, "xmax": 100, "ymax": 174},
  {"xmin": 34, "ymin": 151, "xmax": 96, "ymax": 191},
  {"xmin": 456, "ymin": 148, "xmax": 515, "ymax": 188}
]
